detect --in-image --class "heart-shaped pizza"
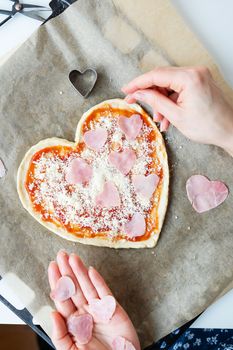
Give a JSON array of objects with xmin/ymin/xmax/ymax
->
[{"xmin": 17, "ymin": 99, "xmax": 169, "ymax": 248}]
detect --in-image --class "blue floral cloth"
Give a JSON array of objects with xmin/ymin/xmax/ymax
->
[{"xmin": 146, "ymin": 327, "xmax": 233, "ymax": 350}]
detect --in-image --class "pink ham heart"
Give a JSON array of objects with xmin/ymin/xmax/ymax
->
[
  {"xmin": 132, "ymin": 174, "xmax": 159, "ymax": 199},
  {"xmin": 186, "ymin": 175, "xmax": 229, "ymax": 213},
  {"xmin": 108, "ymin": 148, "xmax": 136, "ymax": 175},
  {"xmin": 67, "ymin": 313, "xmax": 93, "ymax": 345},
  {"xmin": 50, "ymin": 276, "xmax": 76, "ymax": 302},
  {"xmin": 118, "ymin": 114, "xmax": 143, "ymax": 141},
  {"xmin": 65, "ymin": 158, "xmax": 92, "ymax": 185},
  {"xmin": 95, "ymin": 181, "xmax": 121, "ymax": 208},
  {"xmin": 112, "ymin": 336, "xmax": 136, "ymax": 350},
  {"xmin": 89, "ymin": 295, "xmax": 116, "ymax": 323},
  {"xmin": 112, "ymin": 336, "xmax": 125, "ymax": 350},
  {"xmin": 124, "ymin": 212, "xmax": 146, "ymax": 238},
  {"xmin": 83, "ymin": 127, "xmax": 108, "ymax": 151}
]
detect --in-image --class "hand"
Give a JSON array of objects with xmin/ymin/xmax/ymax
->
[
  {"xmin": 122, "ymin": 66, "xmax": 233, "ymax": 156},
  {"xmin": 48, "ymin": 251, "xmax": 140, "ymax": 350}
]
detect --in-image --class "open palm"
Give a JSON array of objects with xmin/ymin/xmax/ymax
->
[{"xmin": 48, "ymin": 251, "xmax": 140, "ymax": 350}]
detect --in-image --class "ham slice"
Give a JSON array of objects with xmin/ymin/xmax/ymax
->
[
  {"xmin": 125, "ymin": 342, "xmax": 137, "ymax": 350},
  {"xmin": 186, "ymin": 175, "xmax": 229, "ymax": 213},
  {"xmin": 89, "ymin": 295, "xmax": 116, "ymax": 323},
  {"xmin": 65, "ymin": 158, "xmax": 92, "ymax": 185},
  {"xmin": 83, "ymin": 127, "xmax": 108, "ymax": 151},
  {"xmin": 118, "ymin": 114, "xmax": 143, "ymax": 141},
  {"xmin": 67, "ymin": 313, "xmax": 93, "ymax": 345},
  {"xmin": 0, "ymin": 159, "xmax": 6, "ymax": 178},
  {"xmin": 112, "ymin": 336, "xmax": 136, "ymax": 350},
  {"xmin": 50, "ymin": 276, "xmax": 76, "ymax": 302},
  {"xmin": 132, "ymin": 174, "xmax": 159, "ymax": 199},
  {"xmin": 95, "ymin": 181, "xmax": 121, "ymax": 208},
  {"xmin": 112, "ymin": 336, "xmax": 125, "ymax": 350},
  {"xmin": 124, "ymin": 213, "xmax": 146, "ymax": 238},
  {"xmin": 108, "ymin": 148, "xmax": 136, "ymax": 175}
]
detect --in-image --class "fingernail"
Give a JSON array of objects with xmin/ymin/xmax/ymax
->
[
  {"xmin": 58, "ymin": 249, "xmax": 67, "ymax": 256},
  {"xmin": 121, "ymin": 85, "xmax": 128, "ymax": 93},
  {"xmin": 134, "ymin": 91, "xmax": 144, "ymax": 99},
  {"xmin": 124, "ymin": 95, "xmax": 135, "ymax": 104},
  {"xmin": 160, "ymin": 124, "xmax": 165, "ymax": 132},
  {"xmin": 153, "ymin": 113, "xmax": 159, "ymax": 122},
  {"xmin": 51, "ymin": 311, "xmax": 56, "ymax": 318},
  {"xmin": 69, "ymin": 253, "xmax": 76, "ymax": 261},
  {"xmin": 124, "ymin": 94, "xmax": 132, "ymax": 101}
]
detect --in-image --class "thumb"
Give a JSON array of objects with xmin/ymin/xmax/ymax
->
[
  {"xmin": 51, "ymin": 311, "xmax": 73, "ymax": 350},
  {"xmin": 127, "ymin": 89, "xmax": 181, "ymax": 126}
]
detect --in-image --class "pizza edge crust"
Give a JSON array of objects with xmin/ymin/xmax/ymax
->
[{"xmin": 17, "ymin": 98, "xmax": 169, "ymax": 249}]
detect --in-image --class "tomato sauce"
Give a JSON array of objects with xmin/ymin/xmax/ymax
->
[{"xmin": 25, "ymin": 107, "xmax": 164, "ymax": 242}]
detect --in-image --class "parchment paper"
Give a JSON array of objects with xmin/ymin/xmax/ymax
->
[{"xmin": 0, "ymin": 0, "xmax": 233, "ymax": 347}]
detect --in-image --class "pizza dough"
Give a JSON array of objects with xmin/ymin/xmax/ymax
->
[{"xmin": 17, "ymin": 99, "xmax": 169, "ymax": 248}]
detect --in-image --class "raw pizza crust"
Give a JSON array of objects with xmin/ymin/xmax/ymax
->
[{"xmin": 17, "ymin": 99, "xmax": 169, "ymax": 248}]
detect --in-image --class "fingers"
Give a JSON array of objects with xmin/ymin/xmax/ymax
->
[
  {"xmin": 122, "ymin": 66, "xmax": 186, "ymax": 94},
  {"xmin": 69, "ymin": 254, "xmax": 99, "ymax": 302},
  {"xmin": 51, "ymin": 311, "xmax": 74, "ymax": 350},
  {"xmin": 125, "ymin": 89, "xmax": 171, "ymax": 131},
  {"xmin": 48, "ymin": 261, "xmax": 76, "ymax": 319},
  {"xmin": 159, "ymin": 91, "xmax": 178, "ymax": 131},
  {"xmin": 160, "ymin": 118, "xmax": 170, "ymax": 132},
  {"xmin": 153, "ymin": 112, "xmax": 164, "ymax": 122},
  {"xmin": 125, "ymin": 94, "xmax": 137, "ymax": 104},
  {"xmin": 57, "ymin": 250, "xmax": 87, "ymax": 309},
  {"xmin": 126, "ymin": 88, "xmax": 181, "ymax": 126},
  {"xmin": 88, "ymin": 266, "xmax": 113, "ymax": 298}
]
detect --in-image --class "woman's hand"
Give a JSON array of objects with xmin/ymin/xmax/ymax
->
[
  {"xmin": 122, "ymin": 66, "xmax": 233, "ymax": 156},
  {"xmin": 48, "ymin": 251, "xmax": 140, "ymax": 350}
]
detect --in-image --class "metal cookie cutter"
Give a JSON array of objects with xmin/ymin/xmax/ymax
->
[{"xmin": 69, "ymin": 68, "xmax": 98, "ymax": 98}]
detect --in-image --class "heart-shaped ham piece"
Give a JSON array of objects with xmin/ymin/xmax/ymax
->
[
  {"xmin": 112, "ymin": 336, "xmax": 125, "ymax": 350},
  {"xmin": 89, "ymin": 295, "xmax": 116, "ymax": 323},
  {"xmin": 65, "ymin": 158, "xmax": 92, "ymax": 185},
  {"xmin": 109, "ymin": 148, "xmax": 136, "ymax": 175},
  {"xmin": 50, "ymin": 276, "xmax": 76, "ymax": 302},
  {"xmin": 95, "ymin": 181, "xmax": 121, "ymax": 208},
  {"xmin": 112, "ymin": 336, "xmax": 136, "ymax": 350},
  {"xmin": 67, "ymin": 313, "xmax": 93, "ymax": 345},
  {"xmin": 132, "ymin": 174, "xmax": 159, "ymax": 199},
  {"xmin": 83, "ymin": 127, "xmax": 108, "ymax": 151},
  {"xmin": 186, "ymin": 175, "xmax": 228, "ymax": 213},
  {"xmin": 118, "ymin": 114, "xmax": 143, "ymax": 141},
  {"xmin": 124, "ymin": 212, "xmax": 146, "ymax": 238}
]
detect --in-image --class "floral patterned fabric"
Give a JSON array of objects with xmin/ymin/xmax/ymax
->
[{"xmin": 145, "ymin": 327, "xmax": 233, "ymax": 350}]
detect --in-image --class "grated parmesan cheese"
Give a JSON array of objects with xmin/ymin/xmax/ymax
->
[{"xmin": 28, "ymin": 113, "xmax": 161, "ymax": 237}]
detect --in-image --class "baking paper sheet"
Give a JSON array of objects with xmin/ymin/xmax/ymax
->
[{"xmin": 0, "ymin": 0, "xmax": 233, "ymax": 346}]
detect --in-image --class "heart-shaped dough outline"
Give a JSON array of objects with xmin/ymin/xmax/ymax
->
[{"xmin": 17, "ymin": 99, "xmax": 169, "ymax": 249}]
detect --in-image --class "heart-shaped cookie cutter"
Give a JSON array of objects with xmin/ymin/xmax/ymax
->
[{"xmin": 69, "ymin": 68, "xmax": 98, "ymax": 98}]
